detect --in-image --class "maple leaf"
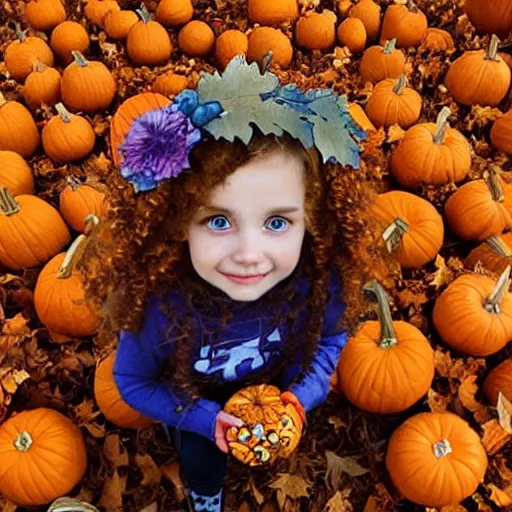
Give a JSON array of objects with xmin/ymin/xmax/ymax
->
[
  {"xmin": 457, "ymin": 375, "xmax": 491, "ymax": 423},
  {"xmin": 268, "ymin": 473, "xmax": 310, "ymax": 510},
  {"xmin": 325, "ymin": 451, "xmax": 369, "ymax": 490},
  {"xmin": 323, "ymin": 489, "xmax": 353, "ymax": 512},
  {"xmin": 487, "ymin": 484, "xmax": 512, "ymax": 508},
  {"xmin": 1, "ymin": 313, "xmax": 30, "ymax": 335},
  {"xmin": 426, "ymin": 388, "xmax": 450, "ymax": 413},
  {"xmin": 135, "ymin": 453, "xmax": 161, "ymax": 487}
]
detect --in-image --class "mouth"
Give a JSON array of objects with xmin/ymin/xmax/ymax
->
[{"xmin": 220, "ymin": 272, "xmax": 270, "ymax": 285}]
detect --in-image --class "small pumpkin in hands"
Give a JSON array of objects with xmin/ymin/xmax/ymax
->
[
  {"xmin": 23, "ymin": 60, "xmax": 61, "ymax": 111},
  {"xmin": 215, "ymin": 29, "xmax": 249, "ymax": 69},
  {"xmin": 248, "ymin": 0, "xmax": 299, "ymax": 25},
  {"xmin": 50, "ymin": 21, "xmax": 90, "ymax": 65},
  {"xmin": 178, "ymin": 20, "xmax": 215, "ymax": 57},
  {"xmin": 24, "ymin": 0, "xmax": 66, "ymax": 31},
  {"xmin": 336, "ymin": 281, "xmax": 435, "ymax": 414},
  {"xmin": 386, "ymin": 411, "xmax": 488, "ymax": 507},
  {"xmin": 349, "ymin": 0, "xmax": 381, "ymax": 41},
  {"xmin": 465, "ymin": 235, "xmax": 512, "ymax": 276},
  {"xmin": 224, "ymin": 384, "xmax": 303, "ymax": 466},
  {"xmin": 491, "ymin": 109, "xmax": 512, "ymax": 154},
  {"xmin": 296, "ymin": 11, "xmax": 337, "ymax": 51},
  {"xmin": 483, "ymin": 358, "xmax": 512, "ymax": 405},
  {"xmin": 247, "ymin": 27, "xmax": 293, "ymax": 69},
  {"xmin": 379, "ymin": 0, "xmax": 427, "ymax": 48},
  {"xmin": 433, "ymin": 266, "xmax": 512, "ymax": 356},
  {"xmin": 360, "ymin": 39, "xmax": 405, "ymax": 83},
  {"xmin": 0, "ymin": 151, "xmax": 34, "ymax": 196},
  {"xmin": 0, "ymin": 408, "xmax": 87, "ymax": 506}
]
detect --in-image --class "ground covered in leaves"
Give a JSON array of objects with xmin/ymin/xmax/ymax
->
[{"xmin": 1, "ymin": 0, "xmax": 512, "ymax": 511}]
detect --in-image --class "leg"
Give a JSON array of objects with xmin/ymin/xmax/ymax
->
[{"xmin": 174, "ymin": 429, "xmax": 227, "ymax": 512}]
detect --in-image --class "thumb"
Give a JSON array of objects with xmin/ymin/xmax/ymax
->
[{"xmin": 215, "ymin": 434, "xmax": 229, "ymax": 453}]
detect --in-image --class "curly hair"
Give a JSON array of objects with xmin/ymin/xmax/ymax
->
[{"xmin": 78, "ymin": 131, "xmax": 395, "ymax": 400}]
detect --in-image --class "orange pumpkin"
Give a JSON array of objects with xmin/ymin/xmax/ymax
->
[
  {"xmin": 445, "ymin": 35, "xmax": 511, "ymax": 107},
  {"xmin": 224, "ymin": 384, "xmax": 303, "ymax": 466},
  {"xmin": 42, "ymin": 103, "xmax": 96, "ymax": 163},
  {"xmin": 0, "ymin": 188, "xmax": 70, "ymax": 269},
  {"xmin": 59, "ymin": 177, "xmax": 107, "ymax": 232},
  {"xmin": 0, "ymin": 408, "xmax": 87, "ymax": 506},
  {"xmin": 178, "ymin": 20, "xmax": 215, "ymax": 57},
  {"xmin": 349, "ymin": 102, "xmax": 376, "ymax": 131},
  {"xmin": 379, "ymin": 0, "xmax": 428, "ymax": 48},
  {"xmin": 248, "ymin": 0, "xmax": 299, "ymax": 25},
  {"xmin": 24, "ymin": 0, "xmax": 66, "ymax": 31},
  {"xmin": 359, "ymin": 39, "xmax": 406, "ymax": 83},
  {"xmin": 465, "ymin": 0, "xmax": 512, "ymax": 39},
  {"xmin": 247, "ymin": 27, "xmax": 293, "ymax": 70},
  {"xmin": 84, "ymin": 0, "xmax": 120, "ymax": 27},
  {"xmin": 0, "ymin": 151, "xmax": 34, "ymax": 196},
  {"xmin": 491, "ymin": 109, "xmax": 512, "ymax": 154},
  {"xmin": 386, "ymin": 412, "xmax": 488, "ymax": 508},
  {"xmin": 337, "ymin": 17, "xmax": 367, "ymax": 54},
  {"xmin": 61, "ymin": 51, "xmax": 117, "ymax": 113},
  {"xmin": 4, "ymin": 25, "xmax": 54, "ymax": 82},
  {"xmin": 50, "ymin": 21, "xmax": 90, "ymax": 65},
  {"xmin": 110, "ymin": 92, "xmax": 171, "ymax": 167},
  {"xmin": 433, "ymin": 267, "xmax": 512, "ymax": 356},
  {"xmin": 365, "ymin": 74, "xmax": 421, "ymax": 128},
  {"xmin": 104, "ymin": 9, "xmax": 139, "ymax": 40},
  {"xmin": 215, "ymin": 30, "xmax": 249, "ymax": 70},
  {"xmin": 372, "ymin": 191, "xmax": 444, "ymax": 269},
  {"xmin": 94, "ymin": 352, "xmax": 154, "ymax": 428},
  {"xmin": 127, "ymin": 6, "xmax": 173, "ymax": 66},
  {"xmin": 336, "ymin": 281, "xmax": 435, "ymax": 414},
  {"xmin": 390, "ymin": 107, "xmax": 472, "ymax": 189},
  {"xmin": 23, "ymin": 61, "xmax": 61, "ymax": 111},
  {"xmin": 483, "ymin": 358, "xmax": 512, "ymax": 405},
  {"xmin": 444, "ymin": 169, "xmax": 512, "ymax": 242},
  {"xmin": 152, "ymin": 72, "xmax": 189, "ymax": 97},
  {"xmin": 420, "ymin": 27, "xmax": 454, "ymax": 52},
  {"xmin": 155, "ymin": 0, "xmax": 193, "ymax": 26},
  {"xmin": 349, "ymin": 0, "xmax": 381, "ymax": 41},
  {"xmin": 0, "ymin": 93, "xmax": 41, "ymax": 157},
  {"xmin": 295, "ymin": 11, "xmax": 337, "ymax": 51},
  {"xmin": 465, "ymin": 235, "xmax": 512, "ymax": 276}
]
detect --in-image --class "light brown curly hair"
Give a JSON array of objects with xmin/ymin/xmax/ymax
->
[{"xmin": 78, "ymin": 130, "xmax": 394, "ymax": 400}]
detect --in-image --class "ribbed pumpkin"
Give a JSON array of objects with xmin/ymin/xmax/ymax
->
[
  {"xmin": 349, "ymin": 102, "xmax": 376, "ymax": 132},
  {"xmin": 61, "ymin": 51, "xmax": 117, "ymax": 113},
  {"xmin": 379, "ymin": 0, "xmax": 427, "ymax": 48},
  {"xmin": 24, "ymin": 0, "xmax": 66, "ymax": 31},
  {"xmin": 178, "ymin": 20, "xmax": 215, "ymax": 57},
  {"xmin": 247, "ymin": 27, "xmax": 293, "ymax": 70},
  {"xmin": 0, "ymin": 151, "xmax": 34, "ymax": 196},
  {"xmin": 445, "ymin": 35, "xmax": 511, "ymax": 107},
  {"xmin": 0, "ymin": 408, "xmax": 87, "ymax": 506},
  {"xmin": 483, "ymin": 358, "xmax": 512, "ymax": 405},
  {"xmin": 84, "ymin": 0, "xmax": 120, "ymax": 27},
  {"xmin": 0, "ymin": 187, "xmax": 70, "ymax": 270},
  {"xmin": 110, "ymin": 92, "xmax": 171, "ymax": 167},
  {"xmin": 34, "ymin": 233, "xmax": 99, "ymax": 338},
  {"xmin": 104, "ymin": 9, "xmax": 139, "ymax": 40},
  {"xmin": 433, "ymin": 267, "xmax": 512, "ymax": 356},
  {"xmin": 491, "ymin": 109, "xmax": 512, "ymax": 154},
  {"xmin": 337, "ymin": 18, "xmax": 367, "ymax": 54},
  {"xmin": 22, "ymin": 61, "xmax": 61, "ymax": 111},
  {"xmin": 155, "ymin": 0, "xmax": 193, "ymax": 26},
  {"xmin": 248, "ymin": 0, "xmax": 299, "ymax": 25},
  {"xmin": 349, "ymin": 0, "xmax": 381, "ymax": 41},
  {"xmin": 372, "ymin": 191, "xmax": 444, "ymax": 269},
  {"xmin": 386, "ymin": 412, "xmax": 488, "ymax": 508},
  {"xmin": 365, "ymin": 74, "xmax": 422, "ymax": 128},
  {"xmin": 152, "ymin": 71, "xmax": 189, "ymax": 97},
  {"xmin": 359, "ymin": 39, "xmax": 406, "ymax": 83},
  {"xmin": 127, "ymin": 6, "xmax": 172, "ymax": 66},
  {"xmin": 421, "ymin": 27, "xmax": 454, "ymax": 52},
  {"xmin": 94, "ymin": 352, "xmax": 154, "ymax": 428},
  {"xmin": 465, "ymin": 236, "xmax": 512, "ymax": 276},
  {"xmin": 215, "ymin": 30, "xmax": 249, "ymax": 69},
  {"xmin": 390, "ymin": 107, "xmax": 472, "ymax": 189},
  {"xmin": 295, "ymin": 11, "xmax": 337, "ymax": 51},
  {"xmin": 50, "ymin": 21, "xmax": 90, "ymax": 65},
  {"xmin": 4, "ymin": 25, "xmax": 54, "ymax": 82},
  {"xmin": 465, "ymin": 0, "xmax": 512, "ymax": 39},
  {"xmin": 59, "ymin": 177, "xmax": 107, "ymax": 232},
  {"xmin": 444, "ymin": 169, "xmax": 512, "ymax": 242},
  {"xmin": 336, "ymin": 281, "xmax": 435, "ymax": 414},
  {"xmin": 42, "ymin": 103, "xmax": 96, "ymax": 163},
  {"xmin": 0, "ymin": 93, "xmax": 41, "ymax": 157}
]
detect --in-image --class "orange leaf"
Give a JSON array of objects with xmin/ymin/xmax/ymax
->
[
  {"xmin": 458, "ymin": 375, "xmax": 491, "ymax": 423},
  {"xmin": 487, "ymin": 484, "xmax": 512, "ymax": 508},
  {"xmin": 1, "ymin": 313, "xmax": 30, "ymax": 335},
  {"xmin": 135, "ymin": 453, "xmax": 161, "ymax": 487},
  {"xmin": 481, "ymin": 419, "xmax": 512, "ymax": 454},
  {"xmin": 268, "ymin": 473, "xmax": 310, "ymax": 510}
]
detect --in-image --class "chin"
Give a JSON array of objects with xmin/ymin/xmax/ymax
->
[{"xmin": 222, "ymin": 287, "xmax": 268, "ymax": 302}]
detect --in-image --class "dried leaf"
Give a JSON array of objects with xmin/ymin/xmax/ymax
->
[
  {"xmin": 249, "ymin": 478, "xmax": 265, "ymax": 506},
  {"xmin": 323, "ymin": 490, "xmax": 353, "ymax": 512},
  {"xmin": 103, "ymin": 434, "xmax": 130, "ymax": 467},
  {"xmin": 427, "ymin": 388, "xmax": 450, "ymax": 412},
  {"xmin": 1, "ymin": 369, "xmax": 30, "ymax": 394},
  {"xmin": 98, "ymin": 471, "xmax": 126, "ymax": 512},
  {"xmin": 429, "ymin": 254, "xmax": 453, "ymax": 289},
  {"xmin": 268, "ymin": 473, "xmax": 310, "ymax": 510},
  {"xmin": 487, "ymin": 484, "xmax": 512, "ymax": 508},
  {"xmin": 325, "ymin": 450, "xmax": 369, "ymax": 490},
  {"xmin": 458, "ymin": 375, "xmax": 491, "ymax": 423},
  {"xmin": 386, "ymin": 125, "xmax": 405, "ymax": 143},
  {"xmin": 480, "ymin": 419, "xmax": 512, "ymax": 454},
  {"xmin": 1, "ymin": 313, "xmax": 30, "ymax": 335},
  {"xmin": 139, "ymin": 502, "xmax": 158, "ymax": 512},
  {"xmin": 497, "ymin": 392, "xmax": 512, "ymax": 433},
  {"xmin": 135, "ymin": 453, "xmax": 161, "ymax": 487},
  {"xmin": 160, "ymin": 462, "xmax": 186, "ymax": 501},
  {"xmin": 74, "ymin": 400, "xmax": 105, "ymax": 438}
]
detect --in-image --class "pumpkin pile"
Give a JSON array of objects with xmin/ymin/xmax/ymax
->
[{"xmin": 1, "ymin": 0, "xmax": 512, "ymax": 510}]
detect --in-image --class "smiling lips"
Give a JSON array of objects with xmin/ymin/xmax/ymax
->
[{"xmin": 221, "ymin": 272, "xmax": 269, "ymax": 285}]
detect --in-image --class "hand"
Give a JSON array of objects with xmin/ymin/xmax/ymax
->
[
  {"xmin": 281, "ymin": 391, "xmax": 306, "ymax": 431},
  {"xmin": 214, "ymin": 411, "xmax": 245, "ymax": 453}
]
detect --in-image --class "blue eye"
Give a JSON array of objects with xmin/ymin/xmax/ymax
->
[
  {"xmin": 206, "ymin": 215, "xmax": 231, "ymax": 231},
  {"xmin": 266, "ymin": 217, "xmax": 289, "ymax": 232}
]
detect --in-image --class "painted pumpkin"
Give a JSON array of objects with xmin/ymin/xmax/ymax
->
[
  {"xmin": 359, "ymin": 39, "xmax": 406, "ymax": 83},
  {"xmin": 432, "ymin": 267, "xmax": 512, "ymax": 356},
  {"xmin": 336, "ymin": 281, "xmax": 435, "ymax": 414},
  {"xmin": 372, "ymin": 191, "xmax": 444, "ymax": 269},
  {"xmin": 386, "ymin": 411, "xmax": 488, "ymax": 508},
  {"xmin": 224, "ymin": 384, "xmax": 303, "ymax": 466},
  {"xmin": 248, "ymin": 0, "xmax": 299, "ymax": 25},
  {"xmin": 465, "ymin": 235, "xmax": 512, "ymax": 276},
  {"xmin": 349, "ymin": 0, "xmax": 381, "ymax": 41},
  {"xmin": 483, "ymin": 358, "xmax": 512, "ymax": 405},
  {"xmin": 0, "ymin": 408, "xmax": 87, "ymax": 506},
  {"xmin": 94, "ymin": 351, "xmax": 154, "ymax": 428},
  {"xmin": 0, "ymin": 151, "xmax": 34, "ymax": 196},
  {"xmin": 390, "ymin": 107, "xmax": 472, "ymax": 189},
  {"xmin": 491, "ymin": 109, "xmax": 512, "ymax": 154},
  {"xmin": 465, "ymin": 0, "xmax": 512, "ymax": 39},
  {"xmin": 379, "ymin": 0, "xmax": 428, "ymax": 48},
  {"xmin": 50, "ymin": 21, "xmax": 90, "ymax": 65}
]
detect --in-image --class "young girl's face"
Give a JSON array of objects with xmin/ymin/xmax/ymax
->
[{"xmin": 187, "ymin": 149, "xmax": 306, "ymax": 302}]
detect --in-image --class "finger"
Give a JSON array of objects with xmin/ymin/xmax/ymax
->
[{"xmin": 215, "ymin": 436, "xmax": 229, "ymax": 454}]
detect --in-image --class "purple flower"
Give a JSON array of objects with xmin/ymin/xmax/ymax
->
[{"xmin": 119, "ymin": 106, "xmax": 202, "ymax": 193}]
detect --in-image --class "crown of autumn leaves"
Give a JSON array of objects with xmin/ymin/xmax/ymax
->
[{"xmin": 119, "ymin": 55, "xmax": 366, "ymax": 193}]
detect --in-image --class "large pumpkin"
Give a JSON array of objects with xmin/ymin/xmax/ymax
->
[
  {"xmin": 432, "ymin": 267, "xmax": 512, "ymax": 356},
  {"xmin": 465, "ymin": 0, "xmax": 512, "ymax": 39},
  {"xmin": 0, "ymin": 408, "xmax": 87, "ymax": 506},
  {"xmin": 336, "ymin": 281, "xmax": 435, "ymax": 414},
  {"xmin": 224, "ymin": 384, "xmax": 303, "ymax": 466},
  {"xmin": 94, "ymin": 351, "xmax": 154, "ymax": 428},
  {"xmin": 0, "ymin": 151, "xmax": 34, "ymax": 196},
  {"xmin": 386, "ymin": 411, "xmax": 488, "ymax": 508},
  {"xmin": 483, "ymin": 358, "xmax": 512, "ymax": 405}
]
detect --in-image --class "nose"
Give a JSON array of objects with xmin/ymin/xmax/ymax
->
[{"xmin": 231, "ymin": 229, "xmax": 265, "ymax": 265}]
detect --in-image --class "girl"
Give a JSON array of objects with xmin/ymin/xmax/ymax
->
[{"xmin": 79, "ymin": 58, "xmax": 390, "ymax": 511}]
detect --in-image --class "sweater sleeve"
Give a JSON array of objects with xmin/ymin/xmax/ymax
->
[
  {"xmin": 287, "ymin": 271, "xmax": 348, "ymax": 412},
  {"xmin": 113, "ymin": 298, "xmax": 222, "ymax": 440}
]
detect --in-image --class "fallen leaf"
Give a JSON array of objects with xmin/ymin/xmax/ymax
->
[
  {"xmin": 473, "ymin": 492, "xmax": 494, "ymax": 511},
  {"xmin": 268, "ymin": 473, "xmax": 310, "ymax": 510},
  {"xmin": 323, "ymin": 490, "xmax": 353, "ymax": 511},
  {"xmin": 1, "ymin": 369, "xmax": 30, "ymax": 394},
  {"xmin": 386, "ymin": 124, "xmax": 405, "ymax": 143},
  {"xmin": 1, "ymin": 313, "xmax": 30, "ymax": 335},
  {"xmin": 487, "ymin": 484, "xmax": 512, "ymax": 508},
  {"xmin": 139, "ymin": 502, "xmax": 158, "ymax": 512},
  {"xmin": 429, "ymin": 254, "xmax": 453, "ymax": 289},
  {"xmin": 480, "ymin": 419, "xmax": 512, "ymax": 454},
  {"xmin": 328, "ymin": 416, "xmax": 348, "ymax": 431},
  {"xmin": 458, "ymin": 375, "xmax": 491, "ymax": 423},
  {"xmin": 97, "ymin": 470, "xmax": 126, "ymax": 512},
  {"xmin": 325, "ymin": 451, "xmax": 369, "ymax": 490},
  {"xmin": 427, "ymin": 388, "xmax": 450, "ymax": 412},
  {"xmin": 103, "ymin": 433, "xmax": 130, "ymax": 467},
  {"xmin": 497, "ymin": 392, "xmax": 512, "ymax": 433},
  {"xmin": 248, "ymin": 478, "xmax": 265, "ymax": 506},
  {"xmin": 160, "ymin": 462, "xmax": 186, "ymax": 501},
  {"xmin": 135, "ymin": 453, "xmax": 161, "ymax": 487}
]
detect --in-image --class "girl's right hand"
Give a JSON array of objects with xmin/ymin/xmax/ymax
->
[{"xmin": 214, "ymin": 411, "xmax": 244, "ymax": 453}]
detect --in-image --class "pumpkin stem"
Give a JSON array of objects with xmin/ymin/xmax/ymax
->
[
  {"xmin": 362, "ymin": 281, "xmax": 398, "ymax": 348},
  {"xmin": 0, "ymin": 187, "xmax": 20, "ymax": 216},
  {"xmin": 57, "ymin": 234, "xmax": 88, "ymax": 279},
  {"xmin": 433, "ymin": 439, "xmax": 452, "ymax": 458},
  {"xmin": 484, "ymin": 167, "xmax": 505, "ymax": 202},
  {"xmin": 55, "ymin": 102, "xmax": 72, "ymax": 123},
  {"xmin": 260, "ymin": 51, "xmax": 274, "ymax": 75},
  {"xmin": 33, "ymin": 59, "xmax": 45, "ymax": 73},
  {"xmin": 433, "ymin": 107, "xmax": 451, "ymax": 145},
  {"xmin": 383, "ymin": 38, "xmax": 397, "ymax": 54},
  {"xmin": 484, "ymin": 266, "xmax": 511, "ymax": 314},
  {"xmin": 14, "ymin": 431, "xmax": 33, "ymax": 452},
  {"xmin": 71, "ymin": 50, "xmax": 88, "ymax": 67},
  {"xmin": 485, "ymin": 236, "xmax": 512, "ymax": 256},
  {"xmin": 406, "ymin": 0, "xmax": 419, "ymax": 12},
  {"xmin": 84, "ymin": 214, "xmax": 100, "ymax": 236},
  {"xmin": 392, "ymin": 74, "xmax": 407, "ymax": 95},
  {"xmin": 382, "ymin": 217, "xmax": 409, "ymax": 253},
  {"xmin": 15, "ymin": 23, "xmax": 27, "ymax": 42},
  {"xmin": 136, "ymin": 3, "xmax": 152, "ymax": 23},
  {"xmin": 485, "ymin": 34, "xmax": 501, "ymax": 62}
]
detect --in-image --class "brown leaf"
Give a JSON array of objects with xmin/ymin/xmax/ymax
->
[
  {"xmin": 139, "ymin": 502, "xmax": 158, "ymax": 512},
  {"xmin": 327, "ymin": 416, "xmax": 348, "ymax": 431},
  {"xmin": 480, "ymin": 419, "xmax": 512, "ymax": 454},
  {"xmin": 325, "ymin": 451, "xmax": 369, "ymax": 490},
  {"xmin": 103, "ymin": 433, "xmax": 130, "ymax": 468},
  {"xmin": 428, "ymin": 254, "xmax": 453, "ymax": 289},
  {"xmin": 135, "ymin": 453, "xmax": 161, "ymax": 487},
  {"xmin": 98, "ymin": 471, "xmax": 126, "ymax": 512},
  {"xmin": 1, "ymin": 368, "xmax": 30, "ymax": 394},
  {"xmin": 1, "ymin": 313, "xmax": 30, "ymax": 335},
  {"xmin": 160, "ymin": 462, "xmax": 186, "ymax": 501},
  {"xmin": 248, "ymin": 478, "xmax": 265, "ymax": 506},
  {"xmin": 487, "ymin": 484, "xmax": 512, "ymax": 508},
  {"xmin": 268, "ymin": 473, "xmax": 310, "ymax": 510},
  {"xmin": 323, "ymin": 490, "xmax": 353, "ymax": 512},
  {"xmin": 74, "ymin": 400, "xmax": 106, "ymax": 439},
  {"xmin": 438, "ymin": 505, "xmax": 468, "ymax": 512},
  {"xmin": 426, "ymin": 388, "xmax": 450, "ymax": 412},
  {"xmin": 497, "ymin": 392, "xmax": 512, "ymax": 433},
  {"xmin": 458, "ymin": 375, "xmax": 491, "ymax": 423},
  {"xmin": 473, "ymin": 492, "xmax": 494, "ymax": 511}
]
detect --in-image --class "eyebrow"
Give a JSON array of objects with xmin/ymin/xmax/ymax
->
[{"xmin": 201, "ymin": 205, "xmax": 302, "ymax": 215}]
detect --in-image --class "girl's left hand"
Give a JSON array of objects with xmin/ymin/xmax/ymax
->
[{"xmin": 281, "ymin": 391, "xmax": 306, "ymax": 430}]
